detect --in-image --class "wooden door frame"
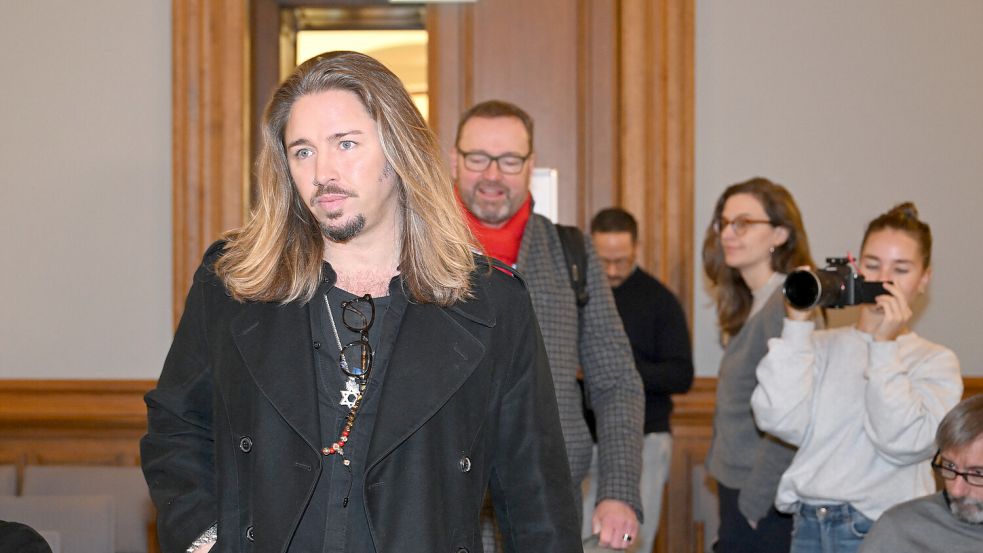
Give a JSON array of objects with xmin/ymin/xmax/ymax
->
[{"xmin": 171, "ymin": 0, "xmax": 695, "ymax": 326}]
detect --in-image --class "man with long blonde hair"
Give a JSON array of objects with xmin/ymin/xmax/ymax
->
[{"xmin": 141, "ymin": 51, "xmax": 581, "ymax": 553}]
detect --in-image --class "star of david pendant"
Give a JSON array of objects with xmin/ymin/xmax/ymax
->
[{"xmin": 339, "ymin": 377, "xmax": 361, "ymax": 407}]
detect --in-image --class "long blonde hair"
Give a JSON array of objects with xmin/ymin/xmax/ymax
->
[{"xmin": 215, "ymin": 51, "xmax": 476, "ymax": 305}]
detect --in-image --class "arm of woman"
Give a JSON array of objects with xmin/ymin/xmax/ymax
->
[
  {"xmin": 862, "ymin": 341, "xmax": 963, "ymax": 464},
  {"xmin": 750, "ymin": 318, "xmax": 822, "ymax": 446}
]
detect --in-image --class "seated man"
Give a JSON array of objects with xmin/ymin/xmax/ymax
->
[{"xmin": 859, "ymin": 394, "xmax": 983, "ymax": 553}]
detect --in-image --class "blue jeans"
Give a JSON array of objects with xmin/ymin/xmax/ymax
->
[{"xmin": 791, "ymin": 503, "xmax": 874, "ymax": 553}]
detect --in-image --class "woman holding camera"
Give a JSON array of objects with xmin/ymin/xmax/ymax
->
[
  {"xmin": 751, "ymin": 202, "xmax": 963, "ymax": 553},
  {"xmin": 703, "ymin": 177, "xmax": 816, "ymax": 553}
]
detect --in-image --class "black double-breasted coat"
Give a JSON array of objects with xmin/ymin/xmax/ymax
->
[{"xmin": 141, "ymin": 246, "xmax": 581, "ymax": 553}]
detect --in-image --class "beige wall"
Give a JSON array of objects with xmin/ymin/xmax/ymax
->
[
  {"xmin": 0, "ymin": 1, "xmax": 172, "ymax": 378},
  {"xmin": 694, "ymin": 0, "xmax": 983, "ymax": 376}
]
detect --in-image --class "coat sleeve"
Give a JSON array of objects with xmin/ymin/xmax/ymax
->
[
  {"xmin": 578, "ymin": 237, "xmax": 645, "ymax": 517},
  {"xmin": 489, "ymin": 291, "xmax": 583, "ymax": 553},
  {"xmin": 140, "ymin": 264, "xmax": 219, "ymax": 553}
]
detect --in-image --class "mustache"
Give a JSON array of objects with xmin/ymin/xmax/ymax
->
[{"xmin": 311, "ymin": 182, "xmax": 358, "ymax": 205}]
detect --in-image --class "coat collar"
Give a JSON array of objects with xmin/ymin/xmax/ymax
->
[{"xmin": 227, "ymin": 272, "xmax": 496, "ymax": 463}]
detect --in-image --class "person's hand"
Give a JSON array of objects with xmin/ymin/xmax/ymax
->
[
  {"xmin": 592, "ymin": 498, "xmax": 639, "ymax": 550},
  {"xmin": 784, "ymin": 302, "xmax": 813, "ymax": 322},
  {"xmin": 869, "ymin": 281, "xmax": 911, "ymax": 342}
]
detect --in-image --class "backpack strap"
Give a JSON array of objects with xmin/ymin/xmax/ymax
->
[{"xmin": 554, "ymin": 223, "xmax": 590, "ymax": 308}]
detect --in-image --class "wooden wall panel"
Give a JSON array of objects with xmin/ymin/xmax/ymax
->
[
  {"xmin": 620, "ymin": 0, "xmax": 696, "ymax": 322},
  {"xmin": 428, "ymin": 0, "xmax": 619, "ymax": 228},
  {"xmin": 172, "ymin": 0, "xmax": 249, "ymax": 326}
]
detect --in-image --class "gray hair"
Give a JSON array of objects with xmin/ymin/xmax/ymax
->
[{"xmin": 937, "ymin": 394, "xmax": 983, "ymax": 452}]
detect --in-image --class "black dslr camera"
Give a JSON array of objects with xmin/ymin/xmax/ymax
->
[{"xmin": 783, "ymin": 257, "xmax": 889, "ymax": 309}]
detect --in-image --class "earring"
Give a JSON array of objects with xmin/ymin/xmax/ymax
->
[{"xmin": 769, "ymin": 246, "xmax": 776, "ymax": 254}]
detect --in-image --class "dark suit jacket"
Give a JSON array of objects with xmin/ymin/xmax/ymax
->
[{"xmin": 141, "ymin": 245, "xmax": 581, "ymax": 553}]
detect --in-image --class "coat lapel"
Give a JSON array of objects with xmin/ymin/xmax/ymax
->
[
  {"xmin": 231, "ymin": 301, "xmax": 320, "ymax": 451},
  {"xmin": 366, "ymin": 300, "xmax": 491, "ymax": 468}
]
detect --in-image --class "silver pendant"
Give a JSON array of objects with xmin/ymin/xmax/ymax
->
[{"xmin": 339, "ymin": 377, "xmax": 361, "ymax": 407}]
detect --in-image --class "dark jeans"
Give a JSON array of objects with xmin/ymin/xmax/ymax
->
[{"xmin": 714, "ymin": 482, "xmax": 793, "ymax": 553}]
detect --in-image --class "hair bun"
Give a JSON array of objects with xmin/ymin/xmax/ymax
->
[{"xmin": 887, "ymin": 201, "xmax": 919, "ymax": 221}]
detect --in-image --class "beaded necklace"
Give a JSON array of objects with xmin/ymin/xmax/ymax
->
[{"xmin": 320, "ymin": 293, "xmax": 366, "ymax": 466}]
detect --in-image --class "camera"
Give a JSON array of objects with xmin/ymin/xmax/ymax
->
[{"xmin": 783, "ymin": 257, "xmax": 889, "ymax": 309}]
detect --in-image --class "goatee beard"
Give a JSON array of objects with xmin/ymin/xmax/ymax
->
[{"xmin": 321, "ymin": 215, "xmax": 366, "ymax": 243}]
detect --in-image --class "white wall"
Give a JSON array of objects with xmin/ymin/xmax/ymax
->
[
  {"xmin": 694, "ymin": 0, "xmax": 983, "ymax": 377},
  {"xmin": 0, "ymin": 1, "xmax": 172, "ymax": 379}
]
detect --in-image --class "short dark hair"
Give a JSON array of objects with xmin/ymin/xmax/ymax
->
[
  {"xmin": 590, "ymin": 207, "xmax": 638, "ymax": 242},
  {"xmin": 937, "ymin": 394, "xmax": 983, "ymax": 452},
  {"xmin": 455, "ymin": 99, "xmax": 534, "ymax": 154}
]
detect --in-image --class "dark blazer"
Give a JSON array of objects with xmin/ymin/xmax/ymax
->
[{"xmin": 141, "ymin": 245, "xmax": 581, "ymax": 553}]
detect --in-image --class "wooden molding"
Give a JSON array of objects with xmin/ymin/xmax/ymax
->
[
  {"xmin": 172, "ymin": 0, "xmax": 249, "ymax": 326},
  {"xmin": 0, "ymin": 380, "xmax": 154, "ymax": 467},
  {"xmin": 619, "ymin": 0, "xmax": 696, "ymax": 326}
]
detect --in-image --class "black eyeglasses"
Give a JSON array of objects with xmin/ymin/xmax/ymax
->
[
  {"xmin": 340, "ymin": 294, "xmax": 375, "ymax": 378},
  {"xmin": 932, "ymin": 450, "xmax": 983, "ymax": 487},
  {"xmin": 457, "ymin": 148, "xmax": 530, "ymax": 175}
]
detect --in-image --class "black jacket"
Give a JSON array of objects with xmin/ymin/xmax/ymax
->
[{"xmin": 141, "ymin": 245, "xmax": 581, "ymax": 553}]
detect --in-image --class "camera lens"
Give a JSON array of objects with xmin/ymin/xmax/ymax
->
[{"xmin": 784, "ymin": 270, "xmax": 822, "ymax": 310}]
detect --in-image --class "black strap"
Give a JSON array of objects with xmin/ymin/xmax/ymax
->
[{"xmin": 555, "ymin": 224, "xmax": 590, "ymax": 308}]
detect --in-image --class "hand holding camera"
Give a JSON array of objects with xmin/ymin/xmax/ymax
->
[
  {"xmin": 783, "ymin": 256, "xmax": 911, "ymax": 341},
  {"xmin": 866, "ymin": 281, "xmax": 912, "ymax": 342},
  {"xmin": 783, "ymin": 257, "xmax": 889, "ymax": 310}
]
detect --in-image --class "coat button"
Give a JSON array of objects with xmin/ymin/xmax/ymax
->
[
  {"xmin": 457, "ymin": 548, "xmax": 469, "ymax": 553},
  {"xmin": 239, "ymin": 436, "xmax": 253, "ymax": 453},
  {"xmin": 459, "ymin": 456, "xmax": 471, "ymax": 473},
  {"xmin": 313, "ymin": 340, "xmax": 321, "ymax": 349},
  {"xmin": 245, "ymin": 525, "xmax": 255, "ymax": 541}
]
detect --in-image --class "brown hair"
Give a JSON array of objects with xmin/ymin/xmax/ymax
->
[
  {"xmin": 702, "ymin": 177, "xmax": 815, "ymax": 339},
  {"xmin": 455, "ymin": 99, "xmax": 534, "ymax": 154},
  {"xmin": 937, "ymin": 394, "xmax": 983, "ymax": 452},
  {"xmin": 215, "ymin": 51, "xmax": 476, "ymax": 305},
  {"xmin": 861, "ymin": 202, "xmax": 932, "ymax": 268}
]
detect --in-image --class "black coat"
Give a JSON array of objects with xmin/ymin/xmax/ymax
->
[{"xmin": 141, "ymin": 246, "xmax": 581, "ymax": 553}]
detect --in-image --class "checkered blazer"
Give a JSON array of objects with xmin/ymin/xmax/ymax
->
[{"xmin": 516, "ymin": 214, "xmax": 644, "ymax": 517}]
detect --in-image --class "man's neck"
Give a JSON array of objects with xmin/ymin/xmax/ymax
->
[{"xmin": 323, "ymin": 219, "xmax": 401, "ymax": 297}]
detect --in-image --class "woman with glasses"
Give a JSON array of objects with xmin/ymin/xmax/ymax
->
[
  {"xmin": 751, "ymin": 202, "xmax": 963, "ymax": 553},
  {"xmin": 703, "ymin": 177, "xmax": 816, "ymax": 553}
]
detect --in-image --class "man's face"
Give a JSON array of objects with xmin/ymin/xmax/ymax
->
[
  {"xmin": 452, "ymin": 116, "xmax": 533, "ymax": 228},
  {"xmin": 592, "ymin": 231, "xmax": 636, "ymax": 288},
  {"xmin": 284, "ymin": 89, "xmax": 399, "ymax": 244},
  {"xmin": 939, "ymin": 436, "xmax": 983, "ymax": 524}
]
